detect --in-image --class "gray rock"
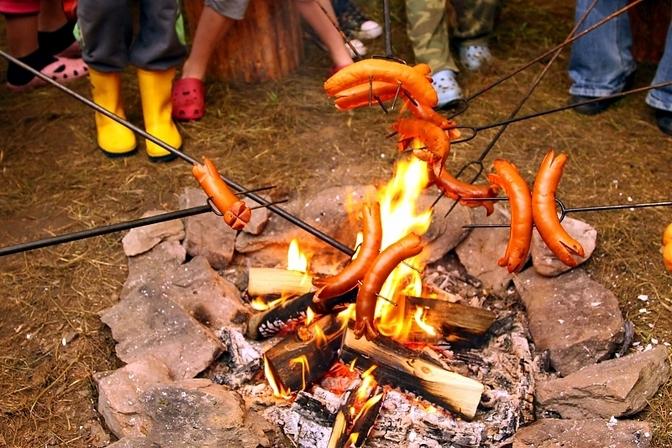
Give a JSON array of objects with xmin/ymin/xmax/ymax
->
[
  {"xmin": 242, "ymin": 196, "xmax": 270, "ymax": 235},
  {"xmin": 101, "ymin": 285, "xmax": 223, "ymax": 379},
  {"xmin": 512, "ymin": 419, "xmax": 652, "ymax": 448},
  {"xmin": 140, "ymin": 379, "xmax": 273, "ymax": 447},
  {"xmin": 123, "ymin": 240, "xmax": 187, "ymax": 296},
  {"xmin": 179, "ymin": 187, "xmax": 236, "ymax": 270},
  {"xmin": 455, "ymin": 205, "xmax": 517, "ymax": 296},
  {"xmin": 418, "ymin": 192, "xmax": 472, "ymax": 263},
  {"xmin": 168, "ymin": 256, "xmax": 247, "ymax": 331},
  {"xmin": 94, "ymin": 357, "xmax": 172, "ymax": 439},
  {"xmin": 514, "ymin": 268, "xmax": 624, "ymax": 376},
  {"xmin": 536, "ymin": 346, "xmax": 670, "ymax": 419},
  {"xmin": 106, "ymin": 438, "xmax": 157, "ymax": 448},
  {"xmin": 531, "ymin": 217, "xmax": 597, "ymax": 277},
  {"xmin": 121, "ymin": 210, "xmax": 185, "ymax": 257}
]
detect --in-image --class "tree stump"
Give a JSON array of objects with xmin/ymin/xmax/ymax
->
[
  {"xmin": 629, "ymin": 0, "xmax": 671, "ymax": 63},
  {"xmin": 182, "ymin": 0, "xmax": 304, "ymax": 83}
]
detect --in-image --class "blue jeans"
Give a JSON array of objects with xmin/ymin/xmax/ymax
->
[{"xmin": 569, "ymin": 0, "xmax": 672, "ymax": 112}]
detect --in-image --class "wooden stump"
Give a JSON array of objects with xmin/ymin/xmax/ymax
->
[
  {"xmin": 183, "ymin": 0, "xmax": 304, "ymax": 82},
  {"xmin": 629, "ymin": 0, "xmax": 671, "ymax": 63}
]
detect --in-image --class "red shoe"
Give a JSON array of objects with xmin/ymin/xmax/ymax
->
[{"xmin": 171, "ymin": 77, "xmax": 205, "ymax": 121}]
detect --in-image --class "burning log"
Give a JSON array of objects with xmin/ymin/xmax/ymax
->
[
  {"xmin": 263, "ymin": 315, "xmax": 344, "ymax": 392},
  {"xmin": 404, "ymin": 296, "xmax": 496, "ymax": 341},
  {"xmin": 246, "ymin": 289, "xmax": 356, "ymax": 340},
  {"xmin": 247, "ymin": 267, "xmax": 314, "ymax": 296},
  {"xmin": 340, "ymin": 328, "xmax": 484, "ymax": 419}
]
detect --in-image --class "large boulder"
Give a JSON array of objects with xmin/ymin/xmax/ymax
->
[
  {"xmin": 513, "ymin": 419, "xmax": 652, "ymax": 448},
  {"xmin": 513, "ymin": 268, "xmax": 624, "ymax": 376},
  {"xmin": 536, "ymin": 346, "xmax": 670, "ymax": 419},
  {"xmin": 531, "ymin": 217, "xmax": 597, "ymax": 277}
]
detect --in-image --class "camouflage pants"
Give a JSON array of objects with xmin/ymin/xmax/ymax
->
[{"xmin": 405, "ymin": 0, "xmax": 500, "ymax": 73}]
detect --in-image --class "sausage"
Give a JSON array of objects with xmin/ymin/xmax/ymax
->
[
  {"xmin": 312, "ymin": 202, "xmax": 382, "ymax": 310},
  {"xmin": 354, "ymin": 232, "xmax": 425, "ymax": 340},
  {"xmin": 393, "ymin": 118, "xmax": 450, "ymax": 164},
  {"xmin": 532, "ymin": 150, "xmax": 584, "ymax": 266},
  {"xmin": 402, "ymin": 98, "xmax": 456, "ymax": 131},
  {"xmin": 192, "ymin": 157, "xmax": 251, "ymax": 230},
  {"xmin": 487, "ymin": 160, "xmax": 532, "ymax": 272},
  {"xmin": 334, "ymin": 81, "xmax": 400, "ymax": 110},
  {"xmin": 429, "ymin": 163, "xmax": 500, "ymax": 215},
  {"xmin": 324, "ymin": 59, "xmax": 437, "ymax": 108}
]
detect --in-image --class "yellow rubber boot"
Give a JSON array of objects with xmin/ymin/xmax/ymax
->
[
  {"xmin": 137, "ymin": 68, "xmax": 182, "ymax": 162},
  {"xmin": 89, "ymin": 69, "xmax": 137, "ymax": 157}
]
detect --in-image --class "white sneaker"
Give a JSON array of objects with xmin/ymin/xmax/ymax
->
[
  {"xmin": 357, "ymin": 20, "xmax": 383, "ymax": 40},
  {"xmin": 346, "ymin": 38, "xmax": 367, "ymax": 57},
  {"xmin": 431, "ymin": 70, "xmax": 463, "ymax": 108},
  {"xmin": 459, "ymin": 44, "xmax": 493, "ymax": 71}
]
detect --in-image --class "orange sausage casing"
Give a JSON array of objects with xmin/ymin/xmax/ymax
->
[
  {"xmin": 393, "ymin": 118, "xmax": 450, "ymax": 164},
  {"xmin": 532, "ymin": 150, "xmax": 584, "ymax": 266},
  {"xmin": 402, "ymin": 98, "xmax": 456, "ymax": 132},
  {"xmin": 334, "ymin": 81, "xmax": 400, "ymax": 110},
  {"xmin": 430, "ymin": 164, "xmax": 500, "ymax": 215},
  {"xmin": 487, "ymin": 160, "xmax": 532, "ymax": 272},
  {"xmin": 192, "ymin": 157, "xmax": 251, "ymax": 231},
  {"xmin": 312, "ymin": 202, "xmax": 382, "ymax": 309},
  {"xmin": 354, "ymin": 232, "xmax": 424, "ymax": 340},
  {"xmin": 324, "ymin": 59, "xmax": 438, "ymax": 108}
]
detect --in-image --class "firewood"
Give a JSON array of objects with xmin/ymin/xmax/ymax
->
[
  {"xmin": 404, "ymin": 296, "xmax": 496, "ymax": 338},
  {"xmin": 327, "ymin": 381, "xmax": 382, "ymax": 448},
  {"xmin": 247, "ymin": 267, "xmax": 314, "ymax": 297},
  {"xmin": 340, "ymin": 328, "xmax": 484, "ymax": 419},
  {"xmin": 264, "ymin": 315, "xmax": 344, "ymax": 392},
  {"xmin": 246, "ymin": 289, "xmax": 356, "ymax": 340},
  {"xmin": 348, "ymin": 387, "xmax": 384, "ymax": 447}
]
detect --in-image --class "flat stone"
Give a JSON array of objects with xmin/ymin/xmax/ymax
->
[
  {"xmin": 455, "ymin": 205, "xmax": 517, "ymax": 296},
  {"xmin": 122, "ymin": 240, "xmax": 187, "ymax": 297},
  {"xmin": 106, "ymin": 438, "xmax": 156, "ymax": 448},
  {"xmin": 418, "ymin": 192, "xmax": 472, "ymax": 263},
  {"xmin": 94, "ymin": 357, "xmax": 171, "ymax": 439},
  {"xmin": 242, "ymin": 196, "xmax": 270, "ymax": 235},
  {"xmin": 512, "ymin": 419, "xmax": 652, "ymax": 448},
  {"xmin": 514, "ymin": 268, "xmax": 624, "ymax": 376},
  {"xmin": 179, "ymin": 187, "xmax": 236, "ymax": 270},
  {"xmin": 168, "ymin": 256, "xmax": 247, "ymax": 331},
  {"xmin": 121, "ymin": 210, "xmax": 185, "ymax": 257},
  {"xmin": 140, "ymin": 379, "xmax": 273, "ymax": 447},
  {"xmin": 531, "ymin": 217, "xmax": 597, "ymax": 277},
  {"xmin": 101, "ymin": 285, "xmax": 223, "ymax": 379},
  {"xmin": 536, "ymin": 346, "xmax": 670, "ymax": 419}
]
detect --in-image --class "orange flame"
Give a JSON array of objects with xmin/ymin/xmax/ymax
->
[
  {"xmin": 251, "ymin": 296, "xmax": 286, "ymax": 311},
  {"xmin": 263, "ymin": 355, "xmax": 291, "ymax": 399},
  {"xmin": 289, "ymin": 355, "xmax": 311, "ymax": 392},
  {"xmin": 413, "ymin": 306, "xmax": 437, "ymax": 337},
  {"xmin": 353, "ymin": 392, "xmax": 383, "ymax": 424},
  {"xmin": 305, "ymin": 307, "xmax": 316, "ymax": 326},
  {"xmin": 349, "ymin": 358, "xmax": 357, "ymax": 372},
  {"xmin": 287, "ymin": 238, "xmax": 309, "ymax": 272},
  {"xmin": 313, "ymin": 324, "xmax": 328, "ymax": 348}
]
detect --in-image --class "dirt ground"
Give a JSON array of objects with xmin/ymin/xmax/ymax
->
[{"xmin": 1, "ymin": 0, "xmax": 671, "ymax": 446}]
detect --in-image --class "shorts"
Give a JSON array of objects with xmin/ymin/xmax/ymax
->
[
  {"xmin": 0, "ymin": 0, "xmax": 40, "ymax": 15},
  {"xmin": 205, "ymin": 0, "xmax": 251, "ymax": 20}
]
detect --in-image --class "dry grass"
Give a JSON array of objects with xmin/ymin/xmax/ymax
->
[{"xmin": 1, "ymin": 0, "xmax": 671, "ymax": 446}]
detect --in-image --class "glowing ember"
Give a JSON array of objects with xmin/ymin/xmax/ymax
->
[
  {"xmin": 263, "ymin": 355, "xmax": 291, "ymax": 399},
  {"xmin": 413, "ymin": 306, "xmax": 437, "ymax": 337},
  {"xmin": 375, "ymin": 157, "xmax": 432, "ymax": 339},
  {"xmin": 289, "ymin": 355, "xmax": 311, "ymax": 391}
]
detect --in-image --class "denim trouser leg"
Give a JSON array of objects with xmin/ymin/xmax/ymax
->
[
  {"xmin": 568, "ymin": 0, "xmax": 636, "ymax": 97},
  {"xmin": 646, "ymin": 22, "xmax": 672, "ymax": 112}
]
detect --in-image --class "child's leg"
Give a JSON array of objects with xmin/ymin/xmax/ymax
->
[
  {"xmin": 38, "ymin": 0, "xmax": 79, "ymax": 57},
  {"xmin": 182, "ymin": 6, "xmax": 234, "ymax": 80},
  {"xmin": 295, "ymin": 0, "xmax": 353, "ymax": 69}
]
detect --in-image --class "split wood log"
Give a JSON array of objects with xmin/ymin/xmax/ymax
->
[
  {"xmin": 247, "ymin": 267, "xmax": 314, "ymax": 297},
  {"xmin": 328, "ymin": 380, "xmax": 382, "ymax": 448},
  {"xmin": 403, "ymin": 296, "xmax": 496, "ymax": 341},
  {"xmin": 347, "ymin": 387, "xmax": 384, "ymax": 447},
  {"xmin": 340, "ymin": 328, "xmax": 484, "ymax": 419},
  {"xmin": 264, "ymin": 315, "xmax": 344, "ymax": 392},
  {"xmin": 246, "ymin": 289, "xmax": 356, "ymax": 340},
  {"xmin": 182, "ymin": 0, "xmax": 303, "ymax": 82}
]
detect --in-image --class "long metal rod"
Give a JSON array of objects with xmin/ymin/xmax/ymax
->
[
  {"xmin": 0, "ymin": 50, "xmax": 355, "ymax": 257},
  {"xmin": 465, "ymin": 0, "xmax": 645, "ymax": 102},
  {"xmin": 383, "ymin": 0, "xmax": 393, "ymax": 58}
]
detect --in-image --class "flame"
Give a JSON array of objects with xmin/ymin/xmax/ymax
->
[
  {"xmin": 413, "ymin": 306, "xmax": 437, "ymax": 337},
  {"xmin": 352, "ymin": 231, "xmax": 364, "ymax": 259},
  {"xmin": 287, "ymin": 239, "xmax": 308, "ymax": 272},
  {"xmin": 356, "ymin": 365, "xmax": 378, "ymax": 402},
  {"xmin": 251, "ymin": 296, "xmax": 286, "ymax": 311},
  {"xmin": 313, "ymin": 324, "xmax": 328, "ymax": 348},
  {"xmin": 263, "ymin": 355, "xmax": 291, "ymax": 399},
  {"xmin": 375, "ymin": 157, "xmax": 432, "ymax": 339},
  {"xmin": 353, "ymin": 392, "xmax": 383, "ymax": 424},
  {"xmin": 347, "ymin": 433, "xmax": 359, "ymax": 446},
  {"xmin": 289, "ymin": 355, "xmax": 311, "ymax": 392},
  {"xmin": 305, "ymin": 307, "xmax": 316, "ymax": 326},
  {"xmin": 349, "ymin": 358, "xmax": 357, "ymax": 372}
]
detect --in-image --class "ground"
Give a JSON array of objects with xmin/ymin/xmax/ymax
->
[{"xmin": 1, "ymin": 0, "xmax": 671, "ymax": 446}]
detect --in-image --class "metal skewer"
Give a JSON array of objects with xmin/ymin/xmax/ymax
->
[{"xmin": 0, "ymin": 50, "xmax": 356, "ymax": 258}]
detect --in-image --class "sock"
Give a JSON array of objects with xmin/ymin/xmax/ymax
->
[
  {"xmin": 6, "ymin": 49, "xmax": 57, "ymax": 86},
  {"xmin": 38, "ymin": 21, "xmax": 76, "ymax": 56}
]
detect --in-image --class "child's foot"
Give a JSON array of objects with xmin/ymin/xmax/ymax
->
[
  {"xmin": 172, "ymin": 77, "xmax": 206, "ymax": 122},
  {"xmin": 431, "ymin": 70, "xmax": 463, "ymax": 108},
  {"xmin": 345, "ymin": 38, "xmax": 367, "ymax": 57},
  {"xmin": 459, "ymin": 43, "xmax": 493, "ymax": 71},
  {"xmin": 338, "ymin": 0, "xmax": 382, "ymax": 41},
  {"xmin": 38, "ymin": 21, "xmax": 80, "ymax": 58},
  {"xmin": 6, "ymin": 49, "xmax": 88, "ymax": 92}
]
